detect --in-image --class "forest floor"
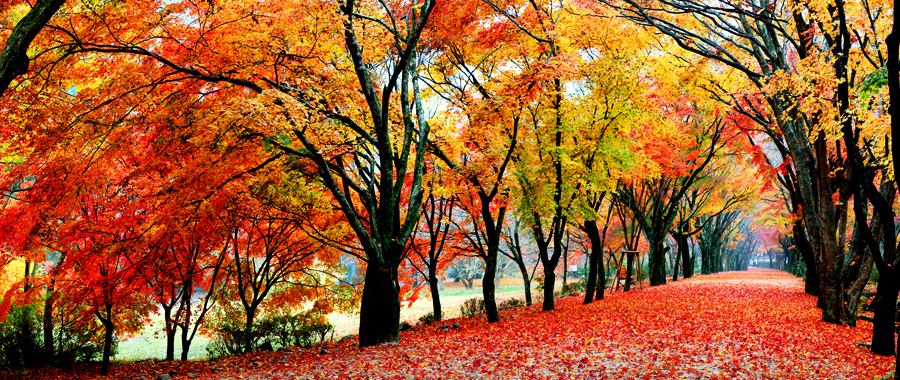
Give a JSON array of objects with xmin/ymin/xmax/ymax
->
[{"xmin": 10, "ymin": 268, "xmax": 893, "ymax": 379}]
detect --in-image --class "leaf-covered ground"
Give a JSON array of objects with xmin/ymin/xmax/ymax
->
[{"xmin": 13, "ymin": 268, "xmax": 892, "ymax": 379}]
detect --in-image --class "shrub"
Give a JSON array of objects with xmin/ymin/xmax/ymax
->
[
  {"xmin": 258, "ymin": 313, "xmax": 333, "ymax": 348},
  {"xmin": 497, "ymin": 298, "xmax": 525, "ymax": 311},
  {"xmin": 207, "ymin": 310, "xmax": 334, "ymax": 359},
  {"xmin": 557, "ymin": 280, "xmax": 585, "ymax": 297},
  {"xmin": 459, "ymin": 298, "xmax": 485, "ymax": 318},
  {"xmin": 418, "ymin": 312, "xmax": 439, "ymax": 325},
  {"xmin": 0, "ymin": 304, "xmax": 42, "ymax": 369},
  {"xmin": 54, "ymin": 318, "xmax": 107, "ymax": 365}
]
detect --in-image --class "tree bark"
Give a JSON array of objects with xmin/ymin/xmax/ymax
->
[
  {"xmin": 793, "ymin": 222, "xmax": 820, "ymax": 297},
  {"xmin": 243, "ymin": 306, "xmax": 257, "ymax": 353},
  {"xmin": 97, "ymin": 304, "xmax": 114, "ymax": 376},
  {"xmin": 358, "ymin": 261, "xmax": 401, "ymax": 346},
  {"xmin": 871, "ymin": 279, "xmax": 899, "ymax": 355},
  {"xmin": 624, "ymin": 251, "xmax": 636, "ymax": 291},
  {"xmin": 42, "ymin": 282, "xmax": 55, "ymax": 364},
  {"xmin": 676, "ymin": 233, "xmax": 692, "ymax": 278},
  {"xmin": 582, "ymin": 220, "xmax": 601, "ymax": 304},
  {"xmin": 163, "ymin": 304, "xmax": 175, "ymax": 361},
  {"xmin": 542, "ymin": 265, "xmax": 556, "ymax": 311},
  {"xmin": 516, "ymin": 259, "xmax": 533, "ymax": 306},
  {"xmin": 428, "ymin": 266, "xmax": 442, "ymax": 321},
  {"xmin": 0, "ymin": 0, "xmax": 66, "ymax": 96},
  {"xmin": 482, "ymin": 252, "xmax": 500, "ymax": 322},
  {"xmin": 648, "ymin": 236, "xmax": 667, "ymax": 286}
]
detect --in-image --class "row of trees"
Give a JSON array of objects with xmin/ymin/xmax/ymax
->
[
  {"xmin": 592, "ymin": 0, "xmax": 899, "ymax": 368},
  {"xmin": 0, "ymin": 0, "xmax": 896, "ymax": 376}
]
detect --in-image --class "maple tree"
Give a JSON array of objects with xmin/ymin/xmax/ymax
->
[
  {"xmin": 405, "ymin": 162, "xmax": 460, "ymax": 321},
  {"xmin": 1, "ymin": 0, "xmax": 899, "ymax": 378}
]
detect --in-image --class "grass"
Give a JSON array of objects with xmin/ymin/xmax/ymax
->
[{"xmin": 116, "ymin": 277, "xmax": 575, "ymax": 362}]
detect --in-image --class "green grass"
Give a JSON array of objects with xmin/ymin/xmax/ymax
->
[
  {"xmin": 116, "ymin": 279, "xmax": 560, "ymax": 361},
  {"xmin": 116, "ymin": 313, "xmax": 213, "ymax": 362}
]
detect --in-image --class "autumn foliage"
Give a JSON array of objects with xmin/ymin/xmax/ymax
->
[{"xmin": 0, "ymin": 0, "xmax": 898, "ymax": 376}]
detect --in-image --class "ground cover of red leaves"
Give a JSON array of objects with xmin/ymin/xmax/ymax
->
[{"xmin": 10, "ymin": 268, "xmax": 893, "ymax": 379}]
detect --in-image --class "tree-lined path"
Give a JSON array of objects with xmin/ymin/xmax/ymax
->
[{"xmin": 23, "ymin": 268, "xmax": 890, "ymax": 379}]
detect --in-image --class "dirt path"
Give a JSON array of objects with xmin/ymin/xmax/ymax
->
[{"xmin": 19, "ymin": 268, "xmax": 892, "ymax": 379}]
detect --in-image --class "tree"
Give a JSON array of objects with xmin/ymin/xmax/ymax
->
[
  {"xmin": 617, "ymin": 113, "xmax": 734, "ymax": 286},
  {"xmin": 0, "ymin": 0, "xmax": 66, "ymax": 96},
  {"xmin": 500, "ymin": 217, "xmax": 540, "ymax": 305},
  {"xmin": 406, "ymin": 163, "xmax": 459, "ymax": 321}
]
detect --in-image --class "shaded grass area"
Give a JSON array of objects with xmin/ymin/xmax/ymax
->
[{"xmin": 116, "ymin": 278, "xmax": 551, "ymax": 361}]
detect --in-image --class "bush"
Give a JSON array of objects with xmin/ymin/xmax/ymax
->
[
  {"xmin": 0, "ymin": 304, "xmax": 42, "ymax": 369},
  {"xmin": 557, "ymin": 280, "xmax": 585, "ymax": 297},
  {"xmin": 207, "ymin": 310, "xmax": 334, "ymax": 359},
  {"xmin": 459, "ymin": 298, "xmax": 485, "ymax": 318},
  {"xmin": 54, "ymin": 318, "xmax": 107, "ymax": 365},
  {"xmin": 258, "ymin": 313, "xmax": 333, "ymax": 348},
  {"xmin": 497, "ymin": 298, "xmax": 525, "ymax": 311},
  {"xmin": 418, "ymin": 312, "xmax": 439, "ymax": 325},
  {"xmin": 0, "ymin": 302, "xmax": 107, "ymax": 368}
]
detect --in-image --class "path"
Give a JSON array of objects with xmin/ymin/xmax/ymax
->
[{"xmin": 21, "ymin": 268, "xmax": 893, "ymax": 379}]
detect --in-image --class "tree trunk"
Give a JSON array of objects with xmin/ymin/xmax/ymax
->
[
  {"xmin": 648, "ymin": 236, "xmax": 667, "ymax": 286},
  {"xmin": 42, "ymin": 283, "xmax": 55, "ymax": 365},
  {"xmin": 818, "ymin": 268, "xmax": 849, "ymax": 324},
  {"xmin": 871, "ymin": 277, "xmax": 899, "ymax": 355},
  {"xmin": 358, "ymin": 261, "xmax": 401, "ymax": 347},
  {"xmin": 542, "ymin": 265, "xmax": 556, "ymax": 311},
  {"xmin": 482, "ymin": 253, "xmax": 499, "ymax": 322},
  {"xmin": 624, "ymin": 251, "xmax": 635, "ymax": 291},
  {"xmin": 583, "ymin": 220, "xmax": 602, "ymax": 304},
  {"xmin": 889, "ymin": 8, "xmax": 899, "ymax": 373},
  {"xmin": 672, "ymin": 243, "xmax": 681, "ymax": 281},
  {"xmin": 428, "ymin": 266, "xmax": 442, "ymax": 321},
  {"xmin": 516, "ymin": 259, "xmax": 533, "ymax": 306},
  {"xmin": 677, "ymin": 233, "xmax": 692, "ymax": 278},
  {"xmin": 163, "ymin": 305, "xmax": 175, "ymax": 361},
  {"xmin": 793, "ymin": 222, "xmax": 820, "ymax": 297},
  {"xmin": 98, "ymin": 304, "xmax": 114, "ymax": 376},
  {"xmin": 562, "ymin": 242, "xmax": 568, "ymax": 287},
  {"xmin": 243, "ymin": 306, "xmax": 257, "ymax": 353},
  {"xmin": 701, "ymin": 243, "xmax": 711, "ymax": 275}
]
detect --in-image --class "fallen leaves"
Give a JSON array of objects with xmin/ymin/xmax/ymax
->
[{"xmin": 12, "ymin": 268, "xmax": 892, "ymax": 379}]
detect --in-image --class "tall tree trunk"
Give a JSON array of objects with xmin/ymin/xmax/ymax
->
[
  {"xmin": 562, "ymin": 237, "xmax": 568, "ymax": 287},
  {"xmin": 97, "ymin": 304, "xmax": 114, "ymax": 376},
  {"xmin": 648, "ymin": 234, "xmax": 667, "ymax": 285},
  {"xmin": 42, "ymin": 282, "xmax": 55, "ymax": 365},
  {"xmin": 482, "ymin": 253, "xmax": 500, "ymax": 322},
  {"xmin": 793, "ymin": 222, "xmax": 820, "ymax": 297},
  {"xmin": 163, "ymin": 304, "xmax": 175, "ymax": 361},
  {"xmin": 676, "ymin": 233, "xmax": 692, "ymax": 278},
  {"xmin": 428, "ymin": 265, "xmax": 442, "ymax": 321},
  {"xmin": 542, "ymin": 265, "xmax": 556, "ymax": 311},
  {"xmin": 624, "ymin": 251, "xmax": 636, "ymax": 291},
  {"xmin": 516, "ymin": 259, "xmax": 533, "ymax": 306},
  {"xmin": 887, "ymin": 0, "xmax": 898, "ymax": 373},
  {"xmin": 243, "ymin": 306, "xmax": 257, "ymax": 353},
  {"xmin": 672, "ymin": 244, "xmax": 681, "ymax": 281},
  {"xmin": 701, "ymin": 243, "xmax": 711, "ymax": 275},
  {"xmin": 583, "ymin": 220, "xmax": 601, "ymax": 304},
  {"xmin": 180, "ymin": 336, "xmax": 192, "ymax": 361},
  {"xmin": 871, "ymin": 279, "xmax": 899, "ymax": 355},
  {"xmin": 358, "ymin": 261, "xmax": 401, "ymax": 347}
]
